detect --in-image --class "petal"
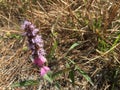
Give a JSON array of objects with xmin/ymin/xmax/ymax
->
[
  {"xmin": 21, "ymin": 20, "xmax": 31, "ymax": 30},
  {"xmin": 36, "ymin": 43, "xmax": 43, "ymax": 48},
  {"xmin": 38, "ymin": 49, "xmax": 46, "ymax": 56},
  {"xmin": 34, "ymin": 58, "xmax": 43, "ymax": 66},
  {"xmin": 34, "ymin": 56, "xmax": 46, "ymax": 66},
  {"xmin": 39, "ymin": 55, "xmax": 46, "ymax": 62},
  {"xmin": 24, "ymin": 20, "xmax": 31, "ymax": 26},
  {"xmin": 35, "ymin": 35, "xmax": 42, "ymax": 43},
  {"xmin": 32, "ymin": 35, "xmax": 43, "ymax": 43},
  {"xmin": 40, "ymin": 66, "xmax": 50, "ymax": 76},
  {"xmin": 32, "ymin": 29, "xmax": 39, "ymax": 36},
  {"xmin": 29, "ymin": 24, "xmax": 35, "ymax": 29}
]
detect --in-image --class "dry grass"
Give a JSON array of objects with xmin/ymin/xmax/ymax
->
[{"xmin": 0, "ymin": 0, "xmax": 120, "ymax": 90}]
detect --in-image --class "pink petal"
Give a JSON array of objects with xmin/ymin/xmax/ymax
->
[
  {"xmin": 39, "ymin": 55, "xmax": 46, "ymax": 62},
  {"xmin": 40, "ymin": 66, "xmax": 50, "ymax": 76},
  {"xmin": 34, "ymin": 56, "xmax": 46, "ymax": 66}
]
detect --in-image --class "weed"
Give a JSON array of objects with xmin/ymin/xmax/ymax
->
[{"xmin": 0, "ymin": 0, "xmax": 120, "ymax": 90}]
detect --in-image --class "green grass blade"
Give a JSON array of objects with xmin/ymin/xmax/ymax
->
[
  {"xmin": 48, "ymin": 40, "xmax": 58, "ymax": 60},
  {"xmin": 43, "ymin": 73, "xmax": 53, "ymax": 83},
  {"xmin": 55, "ymin": 82, "xmax": 61, "ymax": 90},
  {"xmin": 69, "ymin": 69, "xmax": 75, "ymax": 86},
  {"xmin": 11, "ymin": 80, "xmax": 39, "ymax": 87},
  {"xmin": 68, "ymin": 43, "xmax": 79, "ymax": 51},
  {"xmin": 76, "ymin": 67, "xmax": 94, "ymax": 86}
]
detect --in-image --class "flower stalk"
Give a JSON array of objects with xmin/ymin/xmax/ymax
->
[{"xmin": 21, "ymin": 20, "xmax": 50, "ymax": 76}]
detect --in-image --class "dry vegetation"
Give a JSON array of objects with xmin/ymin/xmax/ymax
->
[{"xmin": 0, "ymin": 0, "xmax": 120, "ymax": 90}]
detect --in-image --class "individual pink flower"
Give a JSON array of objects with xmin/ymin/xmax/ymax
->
[
  {"xmin": 34, "ymin": 55, "xmax": 46, "ymax": 66},
  {"xmin": 40, "ymin": 66, "xmax": 50, "ymax": 76}
]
